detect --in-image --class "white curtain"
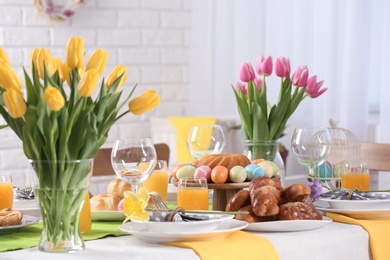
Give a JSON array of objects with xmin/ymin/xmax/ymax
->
[{"xmin": 189, "ymin": 0, "xmax": 390, "ymax": 183}]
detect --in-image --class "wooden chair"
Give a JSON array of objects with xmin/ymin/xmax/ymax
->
[
  {"xmin": 93, "ymin": 143, "xmax": 170, "ymax": 177},
  {"xmin": 359, "ymin": 141, "xmax": 390, "ymax": 171}
]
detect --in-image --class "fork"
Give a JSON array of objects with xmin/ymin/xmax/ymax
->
[{"xmin": 149, "ymin": 191, "xmax": 170, "ymax": 211}]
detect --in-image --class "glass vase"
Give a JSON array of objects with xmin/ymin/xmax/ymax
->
[
  {"xmin": 243, "ymin": 140, "xmax": 286, "ymax": 186},
  {"xmin": 29, "ymin": 159, "xmax": 93, "ymax": 253}
]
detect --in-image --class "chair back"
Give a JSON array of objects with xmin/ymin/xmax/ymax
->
[
  {"xmin": 93, "ymin": 143, "xmax": 170, "ymax": 177},
  {"xmin": 360, "ymin": 141, "xmax": 390, "ymax": 171}
]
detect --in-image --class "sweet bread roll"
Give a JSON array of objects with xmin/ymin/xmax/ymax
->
[
  {"xmin": 234, "ymin": 205, "xmax": 275, "ymax": 223},
  {"xmin": 249, "ymin": 176, "xmax": 283, "ymax": 197},
  {"xmin": 226, "ymin": 190, "xmax": 251, "ymax": 212},
  {"xmin": 90, "ymin": 194, "xmax": 109, "ymax": 205},
  {"xmin": 0, "ymin": 208, "xmax": 23, "ymax": 226},
  {"xmin": 107, "ymin": 178, "xmax": 132, "ymax": 198},
  {"xmin": 90, "ymin": 195, "xmax": 121, "ymax": 211},
  {"xmin": 277, "ymin": 202, "xmax": 322, "ymax": 220},
  {"xmin": 281, "ymin": 184, "xmax": 311, "ymax": 203},
  {"xmin": 197, "ymin": 154, "xmax": 251, "ymax": 171},
  {"xmin": 251, "ymin": 193, "xmax": 280, "ymax": 216}
]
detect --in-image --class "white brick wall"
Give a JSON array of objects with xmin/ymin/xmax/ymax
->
[{"xmin": 0, "ymin": 0, "xmax": 191, "ymax": 188}]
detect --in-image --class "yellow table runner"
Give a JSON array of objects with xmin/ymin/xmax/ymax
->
[
  {"xmin": 168, "ymin": 116, "xmax": 217, "ymax": 163},
  {"xmin": 166, "ymin": 230, "xmax": 279, "ymax": 260},
  {"xmin": 326, "ymin": 212, "xmax": 390, "ymax": 260}
]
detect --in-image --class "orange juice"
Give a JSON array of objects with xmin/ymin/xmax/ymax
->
[
  {"xmin": 143, "ymin": 170, "xmax": 169, "ymax": 201},
  {"xmin": 79, "ymin": 192, "xmax": 92, "ymax": 233},
  {"xmin": 177, "ymin": 188, "xmax": 209, "ymax": 210},
  {"xmin": 0, "ymin": 182, "xmax": 13, "ymax": 210},
  {"xmin": 341, "ymin": 172, "xmax": 370, "ymax": 191}
]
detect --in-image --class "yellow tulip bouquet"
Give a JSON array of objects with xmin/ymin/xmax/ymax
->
[{"xmin": 0, "ymin": 36, "xmax": 160, "ymax": 251}]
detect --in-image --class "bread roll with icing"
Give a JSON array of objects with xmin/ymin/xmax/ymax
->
[{"xmin": 0, "ymin": 208, "xmax": 23, "ymax": 226}]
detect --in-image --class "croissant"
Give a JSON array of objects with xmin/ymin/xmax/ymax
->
[
  {"xmin": 90, "ymin": 195, "xmax": 122, "ymax": 211},
  {"xmin": 107, "ymin": 178, "xmax": 132, "ymax": 199},
  {"xmin": 0, "ymin": 208, "xmax": 23, "ymax": 226}
]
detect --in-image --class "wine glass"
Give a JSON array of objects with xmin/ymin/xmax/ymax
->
[
  {"xmin": 111, "ymin": 138, "xmax": 157, "ymax": 193},
  {"xmin": 186, "ymin": 124, "xmax": 226, "ymax": 160},
  {"xmin": 291, "ymin": 127, "xmax": 331, "ymax": 178}
]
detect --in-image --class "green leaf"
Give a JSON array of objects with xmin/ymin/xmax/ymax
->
[
  {"xmin": 269, "ymin": 84, "xmax": 291, "ymax": 139},
  {"xmin": 252, "ymin": 102, "xmax": 269, "ymax": 140},
  {"xmin": 232, "ymin": 86, "xmax": 252, "ymax": 139}
]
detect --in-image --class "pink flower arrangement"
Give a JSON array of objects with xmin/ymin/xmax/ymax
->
[{"xmin": 233, "ymin": 55, "xmax": 328, "ymax": 141}]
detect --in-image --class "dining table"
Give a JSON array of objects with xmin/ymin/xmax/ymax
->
[{"xmin": 0, "ymin": 218, "xmax": 371, "ymax": 260}]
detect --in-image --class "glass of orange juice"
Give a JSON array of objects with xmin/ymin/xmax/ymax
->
[
  {"xmin": 341, "ymin": 161, "xmax": 370, "ymax": 191},
  {"xmin": 0, "ymin": 174, "xmax": 13, "ymax": 210},
  {"xmin": 177, "ymin": 177, "xmax": 208, "ymax": 210},
  {"xmin": 142, "ymin": 160, "xmax": 169, "ymax": 201}
]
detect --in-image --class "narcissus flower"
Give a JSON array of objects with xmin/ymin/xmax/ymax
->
[
  {"xmin": 44, "ymin": 87, "xmax": 65, "ymax": 111},
  {"xmin": 3, "ymin": 88, "xmax": 26, "ymax": 118},
  {"xmin": 129, "ymin": 90, "xmax": 160, "ymax": 115},
  {"xmin": 123, "ymin": 187, "xmax": 150, "ymax": 223}
]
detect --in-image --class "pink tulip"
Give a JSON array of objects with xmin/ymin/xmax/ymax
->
[
  {"xmin": 235, "ymin": 81, "xmax": 248, "ymax": 95},
  {"xmin": 254, "ymin": 77, "xmax": 262, "ymax": 92},
  {"xmin": 256, "ymin": 55, "xmax": 273, "ymax": 76},
  {"xmin": 306, "ymin": 75, "xmax": 327, "ymax": 98},
  {"xmin": 239, "ymin": 62, "xmax": 255, "ymax": 82},
  {"xmin": 292, "ymin": 66, "xmax": 309, "ymax": 87},
  {"xmin": 274, "ymin": 57, "xmax": 291, "ymax": 77}
]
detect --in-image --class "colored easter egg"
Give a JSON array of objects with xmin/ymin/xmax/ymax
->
[
  {"xmin": 317, "ymin": 161, "xmax": 333, "ymax": 179},
  {"xmin": 229, "ymin": 166, "xmax": 247, "ymax": 183},
  {"xmin": 252, "ymin": 166, "xmax": 265, "ymax": 178},
  {"xmin": 194, "ymin": 165, "xmax": 212, "ymax": 182},
  {"xmin": 257, "ymin": 161, "xmax": 274, "ymax": 178},
  {"xmin": 176, "ymin": 165, "xmax": 196, "ymax": 179},
  {"xmin": 245, "ymin": 164, "xmax": 261, "ymax": 181},
  {"xmin": 211, "ymin": 166, "xmax": 229, "ymax": 184}
]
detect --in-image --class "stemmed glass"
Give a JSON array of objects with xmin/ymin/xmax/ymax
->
[
  {"xmin": 186, "ymin": 124, "xmax": 226, "ymax": 160},
  {"xmin": 291, "ymin": 127, "xmax": 331, "ymax": 178},
  {"xmin": 111, "ymin": 138, "xmax": 157, "ymax": 193}
]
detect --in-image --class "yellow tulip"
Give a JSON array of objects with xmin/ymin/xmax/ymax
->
[
  {"xmin": 105, "ymin": 65, "xmax": 128, "ymax": 91},
  {"xmin": 31, "ymin": 48, "xmax": 55, "ymax": 79},
  {"xmin": 78, "ymin": 66, "xmax": 85, "ymax": 78},
  {"xmin": 54, "ymin": 58, "xmax": 70, "ymax": 84},
  {"xmin": 86, "ymin": 48, "xmax": 108, "ymax": 76},
  {"xmin": 0, "ymin": 47, "xmax": 10, "ymax": 65},
  {"xmin": 65, "ymin": 36, "xmax": 84, "ymax": 70},
  {"xmin": 3, "ymin": 88, "xmax": 26, "ymax": 118},
  {"xmin": 44, "ymin": 86, "xmax": 65, "ymax": 112},
  {"xmin": 78, "ymin": 69, "xmax": 99, "ymax": 97},
  {"xmin": 128, "ymin": 90, "xmax": 160, "ymax": 115},
  {"xmin": 0, "ymin": 64, "xmax": 22, "ymax": 90}
]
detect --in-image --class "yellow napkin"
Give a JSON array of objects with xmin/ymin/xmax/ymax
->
[
  {"xmin": 326, "ymin": 212, "xmax": 390, "ymax": 260},
  {"xmin": 165, "ymin": 230, "xmax": 279, "ymax": 260},
  {"xmin": 168, "ymin": 116, "xmax": 217, "ymax": 163}
]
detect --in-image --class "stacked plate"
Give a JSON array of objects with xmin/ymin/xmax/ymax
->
[
  {"xmin": 315, "ymin": 192, "xmax": 390, "ymax": 219},
  {"xmin": 118, "ymin": 213, "xmax": 247, "ymax": 244}
]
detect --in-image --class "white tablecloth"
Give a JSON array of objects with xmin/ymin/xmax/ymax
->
[{"xmin": 0, "ymin": 222, "xmax": 370, "ymax": 260}]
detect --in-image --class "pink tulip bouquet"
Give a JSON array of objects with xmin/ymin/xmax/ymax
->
[{"xmin": 232, "ymin": 55, "xmax": 328, "ymax": 142}]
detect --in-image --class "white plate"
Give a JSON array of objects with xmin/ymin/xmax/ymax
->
[
  {"xmin": 318, "ymin": 197, "xmax": 390, "ymax": 210},
  {"xmin": 316, "ymin": 207, "xmax": 390, "ymax": 220},
  {"xmin": 0, "ymin": 215, "xmax": 39, "ymax": 235},
  {"xmin": 119, "ymin": 219, "xmax": 248, "ymax": 244},
  {"xmin": 243, "ymin": 217, "xmax": 332, "ymax": 232},
  {"xmin": 91, "ymin": 210, "xmax": 125, "ymax": 221},
  {"xmin": 145, "ymin": 213, "xmax": 234, "ymax": 233}
]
